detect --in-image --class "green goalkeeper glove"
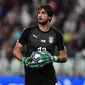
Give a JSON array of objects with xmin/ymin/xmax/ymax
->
[
  {"xmin": 41, "ymin": 50, "xmax": 59, "ymax": 62},
  {"xmin": 20, "ymin": 57, "xmax": 33, "ymax": 67},
  {"xmin": 20, "ymin": 57, "xmax": 41, "ymax": 68},
  {"xmin": 20, "ymin": 57, "xmax": 42, "ymax": 68},
  {"xmin": 37, "ymin": 55, "xmax": 59, "ymax": 68}
]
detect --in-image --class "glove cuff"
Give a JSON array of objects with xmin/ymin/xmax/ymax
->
[
  {"xmin": 53, "ymin": 56, "xmax": 58, "ymax": 62},
  {"xmin": 20, "ymin": 57, "xmax": 26, "ymax": 64}
]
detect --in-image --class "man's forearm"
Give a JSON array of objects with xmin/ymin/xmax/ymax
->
[
  {"xmin": 13, "ymin": 49, "xmax": 23, "ymax": 61},
  {"xmin": 13, "ymin": 41, "xmax": 24, "ymax": 61}
]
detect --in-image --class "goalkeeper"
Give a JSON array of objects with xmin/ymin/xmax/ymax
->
[{"xmin": 13, "ymin": 5, "xmax": 68, "ymax": 85}]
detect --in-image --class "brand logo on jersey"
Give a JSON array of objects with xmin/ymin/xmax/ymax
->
[
  {"xmin": 33, "ymin": 34, "xmax": 38, "ymax": 39},
  {"xmin": 40, "ymin": 39, "xmax": 46, "ymax": 43},
  {"xmin": 49, "ymin": 36, "xmax": 54, "ymax": 44}
]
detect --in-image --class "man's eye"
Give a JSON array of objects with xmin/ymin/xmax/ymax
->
[{"xmin": 42, "ymin": 12, "xmax": 46, "ymax": 14}]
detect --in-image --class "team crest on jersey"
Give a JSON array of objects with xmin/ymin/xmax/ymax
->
[{"xmin": 49, "ymin": 36, "xmax": 54, "ymax": 44}]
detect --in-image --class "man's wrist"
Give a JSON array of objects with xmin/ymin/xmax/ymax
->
[{"xmin": 20, "ymin": 57, "xmax": 26, "ymax": 64}]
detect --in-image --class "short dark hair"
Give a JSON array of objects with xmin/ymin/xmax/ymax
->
[{"xmin": 38, "ymin": 5, "xmax": 54, "ymax": 18}]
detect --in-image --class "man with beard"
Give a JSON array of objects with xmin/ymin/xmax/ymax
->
[{"xmin": 13, "ymin": 5, "xmax": 68, "ymax": 85}]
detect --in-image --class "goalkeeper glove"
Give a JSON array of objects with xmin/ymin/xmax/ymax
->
[
  {"xmin": 38, "ymin": 55, "xmax": 59, "ymax": 68},
  {"xmin": 20, "ymin": 57, "xmax": 33, "ymax": 67},
  {"xmin": 52, "ymin": 56, "xmax": 59, "ymax": 62},
  {"xmin": 20, "ymin": 57, "xmax": 41, "ymax": 68},
  {"xmin": 41, "ymin": 50, "xmax": 59, "ymax": 62},
  {"xmin": 34, "ymin": 50, "xmax": 59, "ymax": 67},
  {"xmin": 35, "ymin": 56, "xmax": 59, "ymax": 68}
]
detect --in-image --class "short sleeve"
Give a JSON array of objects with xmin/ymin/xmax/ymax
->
[
  {"xmin": 56, "ymin": 33, "xmax": 64, "ymax": 51},
  {"xmin": 18, "ymin": 28, "xmax": 29, "ymax": 45}
]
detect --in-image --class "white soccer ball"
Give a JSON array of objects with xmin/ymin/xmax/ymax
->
[{"xmin": 31, "ymin": 51, "xmax": 42, "ymax": 62}]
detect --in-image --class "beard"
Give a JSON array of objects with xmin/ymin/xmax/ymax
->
[{"xmin": 38, "ymin": 19, "xmax": 49, "ymax": 25}]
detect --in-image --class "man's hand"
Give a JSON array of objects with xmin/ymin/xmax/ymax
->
[
  {"xmin": 20, "ymin": 50, "xmax": 59, "ymax": 69},
  {"xmin": 20, "ymin": 56, "xmax": 50, "ymax": 68},
  {"xmin": 20, "ymin": 57, "xmax": 33, "ymax": 67}
]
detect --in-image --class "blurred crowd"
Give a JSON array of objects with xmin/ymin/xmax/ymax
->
[{"xmin": 0, "ymin": 0, "xmax": 85, "ymax": 77}]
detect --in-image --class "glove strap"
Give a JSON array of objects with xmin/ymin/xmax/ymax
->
[
  {"xmin": 53, "ymin": 56, "xmax": 59, "ymax": 62},
  {"xmin": 20, "ymin": 57, "xmax": 26, "ymax": 64}
]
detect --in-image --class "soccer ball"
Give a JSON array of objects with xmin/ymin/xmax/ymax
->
[{"xmin": 31, "ymin": 51, "xmax": 42, "ymax": 62}]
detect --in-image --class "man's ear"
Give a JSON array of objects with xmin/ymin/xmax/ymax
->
[
  {"xmin": 49, "ymin": 16, "xmax": 53, "ymax": 22},
  {"xmin": 49, "ymin": 17, "xmax": 52, "ymax": 20}
]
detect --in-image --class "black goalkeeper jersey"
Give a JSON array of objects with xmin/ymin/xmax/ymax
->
[
  {"xmin": 19, "ymin": 25, "xmax": 64, "ymax": 56},
  {"xmin": 19, "ymin": 25, "xmax": 64, "ymax": 84}
]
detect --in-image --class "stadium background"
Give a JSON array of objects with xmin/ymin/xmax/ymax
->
[{"xmin": 0, "ymin": 0, "xmax": 85, "ymax": 85}]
